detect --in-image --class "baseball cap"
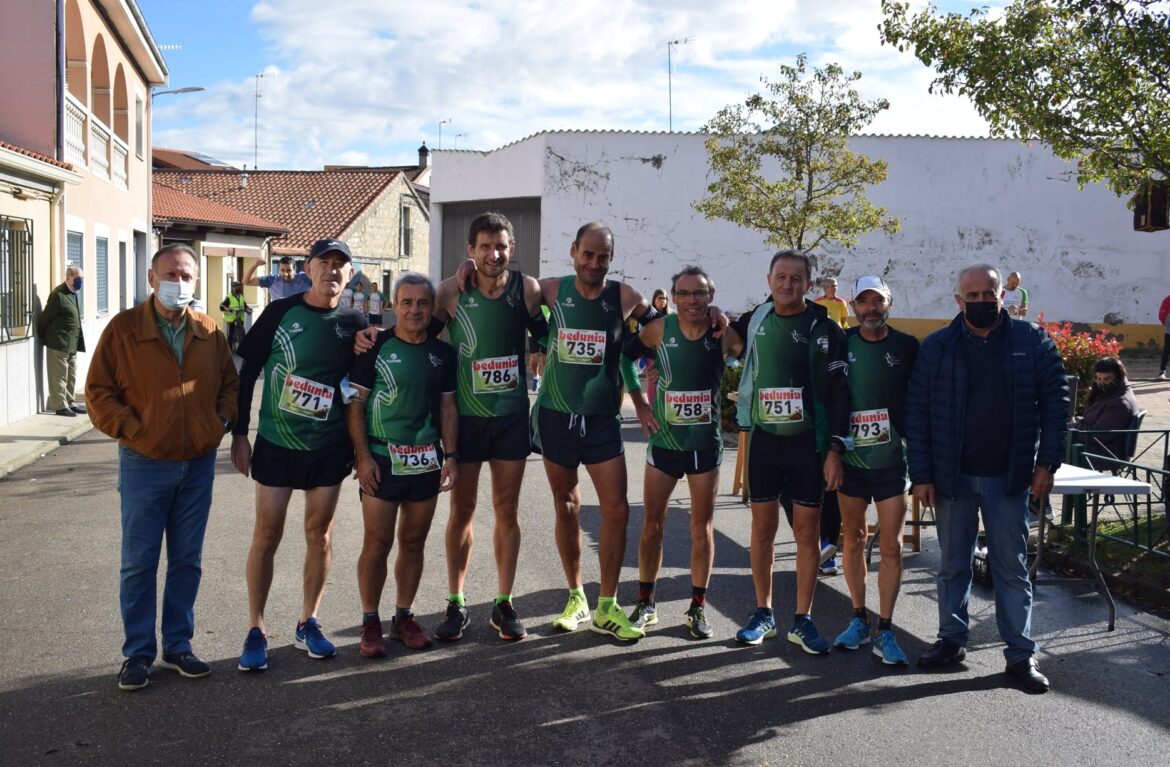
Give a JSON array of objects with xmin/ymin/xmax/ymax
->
[
  {"xmin": 853, "ymin": 275, "xmax": 892, "ymax": 302},
  {"xmin": 308, "ymin": 237, "xmax": 353, "ymax": 263}
]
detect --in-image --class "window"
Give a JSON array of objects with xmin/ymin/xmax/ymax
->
[
  {"xmin": 135, "ymin": 96, "xmax": 144, "ymax": 158},
  {"xmin": 96, "ymin": 237, "xmax": 109, "ymax": 314},
  {"xmin": 399, "ymin": 203, "xmax": 412, "ymax": 257},
  {"xmin": 67, "ymin": 231, "xmax": 84, "ymax": 318},
  {"xmin": 0, "ymin": 217, "xmax": 34, "ymax": 343}
]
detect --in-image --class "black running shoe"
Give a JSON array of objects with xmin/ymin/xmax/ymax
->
[
  {"xmin": 434, "ymin": 600, "xmax": 470, "ymax": 641},
  {"xmin": 490, "ymin": 600, "xmax": 528, "ymax": 640},
  {"xmin": 685, "ymin": 604, "xmax": 713, "ymax": 639}
]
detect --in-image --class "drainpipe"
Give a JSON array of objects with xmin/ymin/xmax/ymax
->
[{"xmin": 55, "ymin": 0, "xmax": 65, "ymax": 284}]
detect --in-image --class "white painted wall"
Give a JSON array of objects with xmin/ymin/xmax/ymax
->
[{"xmin": 432, "ymin": 132, "xmax": 1169, "ymax": 324}]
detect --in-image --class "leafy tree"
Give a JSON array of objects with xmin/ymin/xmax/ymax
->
[
  {"xmin": 693, "ymin": 54, "xmax": 899, "ymax": 255},
  {"xmin": 880, "ymin": 0, "xmax": 1170, "ymax": 197}
]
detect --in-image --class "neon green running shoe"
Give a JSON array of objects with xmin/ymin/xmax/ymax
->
[
  {"xmin": 591, "ymin": 602, "xmax": 645, "ymax": 641},
  {"xmin": 552, "ymin": 592, "xmax": 591, "ymax": 632}
]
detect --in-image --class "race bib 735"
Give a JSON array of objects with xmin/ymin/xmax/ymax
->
[{"xmin": 557, "ymin": 328, "xmax": 606, "ymax": 365}]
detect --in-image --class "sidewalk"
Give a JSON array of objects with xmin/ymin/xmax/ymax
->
[{"xmin": 0, "ymin": 411, "xmax": 93, "ymax": 479}]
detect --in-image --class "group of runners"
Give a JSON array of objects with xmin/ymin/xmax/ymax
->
[{"xmin": 226, "ymin": 211, "xmax": 921, "ymax": 672}]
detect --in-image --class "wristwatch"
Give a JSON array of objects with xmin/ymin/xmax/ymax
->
[
  {"xmin": 1043, "ymin": 462, "xmax": 1061, "ymax": 473},
  {"xmin": 445, "ymin": 451, "xmax": 461, "ymax": 463}
]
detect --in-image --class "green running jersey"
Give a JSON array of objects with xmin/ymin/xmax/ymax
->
[
  {"xmin": 236, "ymin": 295, "xmax": 368, "ymax": 451},
  {"xmin": 650, "ymin": 315, "xmax": 725, "ymax": 452},
  {"xmin": 537, "ymin": 276, "xmax": 625, "ymax": 416},
  {"xmin": 747, "ymin": 312, "xmax": 819, "ymax": 437},
  {"xmin": 842, "ymin": 326, "xmax": 919, "ymax": 469},
  {"xmin": 448, "ymin": 270, "xmax": 530, "ymax": 417},
  {"xmin": 348, "ymin": 330, "xmax": 456, "ymax": 457}
]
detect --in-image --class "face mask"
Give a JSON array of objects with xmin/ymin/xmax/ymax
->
[
  {"xmin": 964, "ymin": 301, "xmax": 1000, "ymax": 329},
  {"xmin": 71, "ymin": 277, "xmax": 83, "ymax": 291},
  {"xmin": 1095, "ymin": 381, "xmax": 1118, "ymax": 395},
  {"xmin": 156, "ymin": 279, "xmax": 196, "ymax": 310}
]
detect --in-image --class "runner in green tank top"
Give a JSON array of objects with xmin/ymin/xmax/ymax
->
[
  {"xmin": 429, "ymin": 213, "xmax": 549, "ymax": 642},
  {"xmin": 722, "ymin": 250, "xmax": 851, "ymax": 655},
  {"xmin": 347, "ymin": 274, "xmax": 459, "ymax": 656},
  {"xmin": 831, "ymin": 276, "xmax": 920, "ymax": 666},
  {"xmin": 230, "ymin": 237, "xmax": 367, "ymax": 671},
  {"xmin": 621, "ymin": 266, "xmax": 733, "ymax": 639}
]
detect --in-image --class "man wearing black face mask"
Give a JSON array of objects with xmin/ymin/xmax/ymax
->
[
  {"xmin": 906, "ymin": 263, "xmax": 1068, "ymax": 694},
  {"xmin": 37, "ymin": 265, "xmax": 87, "ymax": 416}
]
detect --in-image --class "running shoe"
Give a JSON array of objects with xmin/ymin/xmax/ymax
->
[
  {"xmin": 590, "ymin": 602, "xmax": 645, "ymax": 641},
  {"xmin": 118, "ymin": 656, "xmax": 151, "ymax": 691},
  {"xmin": 434, "ymin": 600, "xmax": 471, "ymax": 641},
  {"xmin": 238, "ymin": 627, "xmax": 268, "ymax": 672},
  {"xmin": 389, "ymin": 614, "xmax": 432, "ymax": 650},
  {"xmin": 787, "ymin": 615, "xmax": 831, "ymax": 655},
  {"xmin": 833, "ymin": 617, "xmax": 872, "ymax": 650},
  {"xmin": 685, "ymin": 604, "xmax": 713, "ymax": 639},
  {"xmin": 158, "ymin": 651, "xmax": 211, "ymax": 678},
  {"xmin": 819, "ymin": 539, "xmax": 838, "ymax": 565},
  {"xmin": 819, "ymin": 556, "xmax": 839, "ymax": 576},
  {"xmin": 360, "ymin": 619, "xmax": 387, "ymax": 658},
  {"xmin": 872, "ymin": 629, "xmax": 909, "ymax": 666},
  {"xmin": 735, "ymin": 608, "xmax": 777, "ymax": 645},
  {"xmin": 295, "ymin": 617, "xmax": 337, "ymax": 659},
  {"xmin": 490, "ymin": 600, "xmax": 528, "ymax": 641},
  {"xmin": 629, "ymin": 600, "xmax": 658, "ymax": 630},
  {"xmin": 552, "ymin": 592, "xmax": 591, "ymax": 632}
]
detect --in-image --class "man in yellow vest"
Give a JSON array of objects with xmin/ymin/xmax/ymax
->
[{"xmin": 219, "ymin": 281, "xmax": 252, "ymax": 350}]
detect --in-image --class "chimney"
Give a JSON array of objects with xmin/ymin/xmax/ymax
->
[
  {"xmin": 240, "ymin": 171, "xmax": 249, "ymax": 189},
  {"xmin": 418, "ymin": 141, "xmax": 430, "ymax": 169}
]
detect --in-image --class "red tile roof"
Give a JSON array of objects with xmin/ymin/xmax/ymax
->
[
  {"xmin": 152, "ymin": 169, "xmax": 402, "ymax": 255},
  {"xmin": 0, "ymin": 139, "xmax": 74, "ymax": 171},
  {"xmin": 152, "ymin": 147, "xmax": 227, "ymax": 170},
  {"xmin": 153, "ymin": 181, "xmax": 287, "ymax": 235}
]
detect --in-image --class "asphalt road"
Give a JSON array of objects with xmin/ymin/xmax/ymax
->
[{"xmin": 1, "ymin": 401, "xmax": 1169, "ymax": 766}]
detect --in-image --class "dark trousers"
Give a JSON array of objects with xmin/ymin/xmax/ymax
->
[{"xmin": 1161, "ymin": 333, "xmax": 1170, "ymax": 371}]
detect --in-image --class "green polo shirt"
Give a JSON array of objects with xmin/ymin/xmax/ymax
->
[{"xmin": 154, "ymin": 307, "xmax": 188, "ymax": 367}]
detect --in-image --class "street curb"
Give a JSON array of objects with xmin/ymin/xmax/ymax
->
[{"xmin": 0, "ymin": 421, "xmax": 94, "ymax": 480}]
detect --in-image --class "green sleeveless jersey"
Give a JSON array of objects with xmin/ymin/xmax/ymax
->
[
  {"xmin": 537, "ymin": 277, "xmax": 625, "ymax": 416},
  {"xmin": 748, "ymin": 312, "xmax": 818, "ymax": 437},
  {"xmin": 650, "ymin": 315, "xmax": 725, "ymax": 452},
  {"xmin": 348, "ymin": 330, "xmax": 456, "ymax": 458},
  {"xmin": 448, "ymin": 270, "xmax": 530, "ymax": 417},
  {"xmin": 842, "ymin": 326, "xmax": 919, "ymax": 469},
  {"xmin": 236, "ymin": 294, "xmax": 368, "ymax": 451}
]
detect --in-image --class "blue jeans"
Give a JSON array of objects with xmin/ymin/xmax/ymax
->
[
  {"xmin": 118, "ymin": 446, "xmax": 216, "ymax": 661},
  {"xmin": 935, "ymin": 473, "xmax": 1038, "ymax": 664}
]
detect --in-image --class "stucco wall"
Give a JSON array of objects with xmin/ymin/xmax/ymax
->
[
  {"xmin": 0, "ymin": 0, "xmax": 57, "ymax": 158},
  {"xmin": 0, "ymin": 193, "xmax": 54, "ymax": 426},
  {"xmin": 432, "ymin": 132, "xmax": 1169, "ymax": 342}
]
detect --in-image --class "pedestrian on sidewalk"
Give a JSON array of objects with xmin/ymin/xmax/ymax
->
[
  {"xmin": 85, "ymin": 243, "xmax": 240, "ymax": 691},
  {"xmin": 37, "ymin": 266, "xmax": 86, "ymax": 416},
  {"xmin": 1156, "ymin": 292, "xmax": 1170, "ymax": 379}
]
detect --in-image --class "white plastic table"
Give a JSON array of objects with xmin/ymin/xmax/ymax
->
[{"xmin": 1032, "ymin": 465, "xmax": 1151, "ymax": 630}]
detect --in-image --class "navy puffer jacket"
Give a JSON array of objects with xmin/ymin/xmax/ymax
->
[{"xmin": 906, "ymin": 311, "xmax": 1068, "ymax": 498}]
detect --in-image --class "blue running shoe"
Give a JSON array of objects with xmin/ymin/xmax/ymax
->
[
  {"xmin": 295, "ymin": 617, "xmax": 337, "ymax": 659},
  {"xmin": 833, "ymin": 617, "xmax": 872, "ymax": 650},
  {"xmin": 872, "ymin": 629, "xmax": 909, "ymax": 666},
  {"xmin": 238, "ymin": 627, "xmax": 268, "ymax": 672},
  {"xmin": 787, "ymin": 616, "xmax": 830, "ymax": 655},
  {"xmin": 735, "ymin": 609, "xmax": 777, "ymax": 645}
]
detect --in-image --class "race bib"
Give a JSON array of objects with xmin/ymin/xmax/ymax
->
[
  {"xmin": 757, "ymin": 387, "xmax": 803, "ymax": 424},
  {"xmin": 850, "ymin": 408, "xmax": 891, "ymax": 448},
  {"xmin": 388, "ymin": 443, "xmax": 439, "ymax": 476},
  {"xmin": 472, "ymin": 355, "xmax": 520, "ymax": 394},
  {"xmin": 278, "ymin": 374, "xmax": 335, "ymax": 421},
  {"xmin": 557, "ymin": 328, "xmax": 606, "ymax": 365},
  {"xmin": 664, "ymin": 390, "xmax": 713, "ymax": 426}
]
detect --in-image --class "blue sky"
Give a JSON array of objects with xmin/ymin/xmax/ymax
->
[{"xmin": 138, "ymin": 0, "xmax": 998, "ymax": 171}]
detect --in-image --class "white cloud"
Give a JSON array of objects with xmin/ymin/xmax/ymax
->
[{"xmin": 156, "ymin": 0, "xmax": 997, "ymax": 169}]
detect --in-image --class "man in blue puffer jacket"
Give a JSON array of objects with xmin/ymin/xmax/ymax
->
[{"xmin": 907, "ymin": 263, "xmax": 1067, "ymax": 694}]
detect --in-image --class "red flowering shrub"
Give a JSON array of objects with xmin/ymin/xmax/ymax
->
[{"xmin": 1038, "ymin": 313, "xmax": 1123, "ymax": 413}]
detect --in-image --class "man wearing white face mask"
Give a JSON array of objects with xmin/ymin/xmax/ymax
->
[{"xmin": 86, "ymin": 243, "xmax": 240, "ymax": 691}]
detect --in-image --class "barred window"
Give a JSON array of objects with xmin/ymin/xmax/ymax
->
[
  {"xmin": 66, "ymin": 231, "xmax": 84, "ymax": 318},
  {"xmin": 96, "ymin": 236, "xmax": 109, "ymax": 314},
  {"xmin": 0, "ymin": 217, "xmax": 34, "ymax": 343},
  {"xmin": 399, "ymin": 204, "xmax": 412, "ymax": 257}
]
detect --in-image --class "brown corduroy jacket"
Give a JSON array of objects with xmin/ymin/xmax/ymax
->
[{"xmin": 85, "ymin": 299, "xmax": 239, "ymax": 461}]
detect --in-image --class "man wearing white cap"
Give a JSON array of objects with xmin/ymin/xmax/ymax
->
[{"xmin": 831, "ymin": 276, "xmax": 920, "ymax": 666}]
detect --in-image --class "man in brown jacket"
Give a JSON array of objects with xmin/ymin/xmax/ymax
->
[{"xmin": 86, "ymin": 243, "xmax": 239, "ymax": 692}]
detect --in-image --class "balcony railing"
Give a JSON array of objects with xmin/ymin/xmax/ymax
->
[
  {"xmin": 64, "ymin": 96, "xmax": 86, "ymax": 166},
  {"xmin": 112, "ymin": 140, "xmax": 128, "ymax": 189},
  {"xmin": 90, "ymin": 120, "xmax": 110, "ymax": 179}
]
